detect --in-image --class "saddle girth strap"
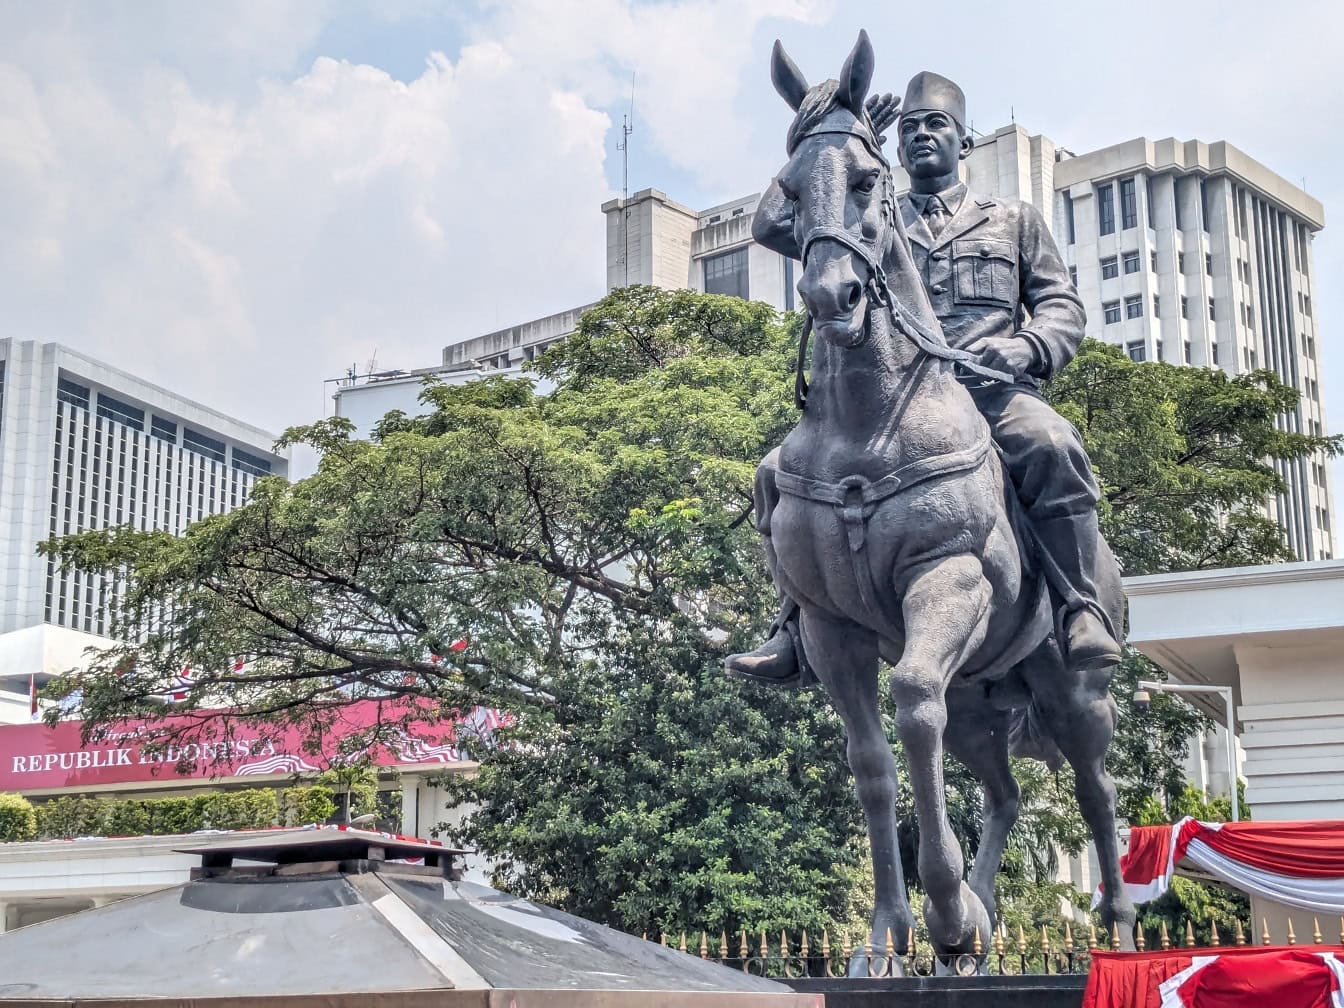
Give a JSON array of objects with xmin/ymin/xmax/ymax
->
[{"xmin": 774, "ymin": 430, "xmax": 993, "ymax": 553}]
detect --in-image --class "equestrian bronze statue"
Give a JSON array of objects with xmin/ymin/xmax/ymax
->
[{"xmin": 725, "ymin": 30, "xmax": 1136, "ymax": 970}]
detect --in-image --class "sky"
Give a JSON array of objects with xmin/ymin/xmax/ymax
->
[{"xmin": 2, "ymin": 0, "xmax": 1341, "ymax": 493}]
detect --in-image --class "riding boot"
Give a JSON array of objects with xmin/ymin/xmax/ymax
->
[
  {"xmin": 1032, "ymin": 512, "xmax": 1122, "ymax": 672},
  {"xmin": 725, "ymin": 598, "xmax": 816, "ymax": 688}
]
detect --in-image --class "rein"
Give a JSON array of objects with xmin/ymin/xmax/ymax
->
[{"xmin": 791, "ymin": 158, "xmax": 1015, "ymax": 410}]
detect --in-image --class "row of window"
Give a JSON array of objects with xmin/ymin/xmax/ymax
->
[
  {"xmin": 1103, "ymin": 295, "xmax": 1217, "ymax": 324},
  {"xmin": 1067, "ymin": 174, "xmax": 1227, "ymax": 243},
  {"xmin": 1123, "ymin": 338, "xmax": 1222, "ymax": 367},
  {"xmin": 55, "ymin": 375, "xmax": 271, "ymax": 474}
]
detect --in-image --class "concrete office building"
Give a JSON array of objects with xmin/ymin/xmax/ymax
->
[{"xmin": 0, "ymin": 340, "xmax": 290, "ymax": 642}]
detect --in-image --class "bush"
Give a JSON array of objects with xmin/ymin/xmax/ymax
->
[
  {"xmin": 0, "ymin": 793, "xmax": 38, "ymax": 842},
  {"xmin": 282, "ymin": 786, "xmax": 337, "ymax": 826},
  {"xmin": 34, "ymin": 795, "xmax": 113, "ymax": 839},
  {"xmin": 202, "ymin": 788, "xmax": 278, "ymax": 830}
]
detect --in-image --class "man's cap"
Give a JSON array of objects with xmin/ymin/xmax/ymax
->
[{"xmin": 901, "ymin": 71, "xmax": 967, "ymax": 129}]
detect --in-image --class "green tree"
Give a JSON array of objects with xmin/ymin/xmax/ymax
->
[{"xmin": 40, "ymin": 289, "xmax": 1338, "ymax": 933}]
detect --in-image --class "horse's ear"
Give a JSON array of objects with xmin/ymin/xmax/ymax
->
[
  {"xmin": 771, "ymin": 39, "xmax": 809, "ymax": 111},
  {"xmin": 837, "ymin": 29, "xmax": 874, "ymax": 114}
]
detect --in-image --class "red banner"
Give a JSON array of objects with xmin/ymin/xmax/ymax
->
[
  {"xmin": 1084, "ymin": 946, "xmax": 1344, "ymax": 1008},
  {"xmin": 0, "ymin": 701, "xmax": 508, "ymax": 792}
]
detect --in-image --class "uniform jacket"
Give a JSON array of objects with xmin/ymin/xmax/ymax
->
[{"xmin": 899, "ymin": 187, "xmax": 1085, "ymax": 384}]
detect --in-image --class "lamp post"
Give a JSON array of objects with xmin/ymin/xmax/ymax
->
[{"xmin": 1134, "ymin": 680, "xmax": 1240, "ymax": 822}]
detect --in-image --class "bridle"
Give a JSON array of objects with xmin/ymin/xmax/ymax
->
[{"xmin": 790, "ymin": 116, "xmax": 1014, "ymax": 410}]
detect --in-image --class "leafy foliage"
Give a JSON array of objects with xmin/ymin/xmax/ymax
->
[
  {"xmin": 39, "ymin": 287, "xmax": 1338, "ymax": 931},
  {"xmin": 0, "ymin": 792, "xmax": 38, "ymax": 843}
]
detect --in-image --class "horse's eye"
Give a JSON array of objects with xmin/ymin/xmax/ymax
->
[
  {"xmin": 855, "ymin": 171, "xmax": 879, "ymax": 194},
  {"xmin": 778, "ymin": 181, "xmax": 798, "ymax": 202}
]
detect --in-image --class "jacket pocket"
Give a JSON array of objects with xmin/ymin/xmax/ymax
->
[{"xmin": 952, "ymin": 238, "xmax": 1016, "ymax": 307}]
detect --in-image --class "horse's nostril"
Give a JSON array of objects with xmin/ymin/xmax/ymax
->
[{"xmin": 846, "ymin": 280, "xmax": 862, "ymax": 310}]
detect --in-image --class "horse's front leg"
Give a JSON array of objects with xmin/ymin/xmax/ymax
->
[
  {"xmin": 890, "ymin": 554, "xmax": 994, "ymax": 963},
  {"xmin": 799, "ymin": 607, "xmax": 914, "ymax": 976}
]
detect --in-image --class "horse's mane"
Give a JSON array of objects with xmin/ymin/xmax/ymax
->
[{"xmin": 785, "ymin": 79, "xmax": 880, "ymax": 156}]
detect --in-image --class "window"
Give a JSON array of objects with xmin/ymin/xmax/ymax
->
[
  {"xmin": 1150, "ymin": 250, "xmax": 1158, "ymax": 273},
  {"xmin": 1155, "ymin": 339, "xmax": 1164, "ymax": 360},
  {"xmin": 1246, "ymin": 304, "xmax": 1254, "ymax": 329},
  {"xmin": 1304, "ymin": 294, "xmax": 1312, "ymax": 317},
  {"xmin": 1200, "ymin": 179, "xmax": 1212, "ymax": 232},
  {"xmin": 1122, "ymin": 251, "xmax": 1140, "ymax": 274},
  {"xmin": 183, "ymin": 427, "xmax": 226, "ymax": 464},
  {"xmin": 57, "ymin": 377, "xmax": 90, "ymax": 410},
  {"xmin": 1063, "ymin": 192, "xmax": 1076, "ymax": 244},
  {"xmin": 1177, "ymin": 251, "xmax": 1186, "ymax": 274},
  {"xmin": 1174, "ymin": 187, "xmax": 1184, "ymax": 229},
  {"xmin": 1068, "ymin": 265, "xmax": 1078, "ymax": 287},
  {"xmin": 1208, "ymin": 297, "xmax": 1216, "ymax": 321},
  {"xmin": 1097, "ymin": 183, "xmax": 1115, "ymax": 235},
  {"xmin": 1101, "ymin": 256, "xmax": 1119, "ymax": 280},
  {"xmin": 1205, "ymin": 253, "xmax": 1213, "ymax": 276},
  {"xmin": 96, "ymin": 393, "xmax": 144, "ymax": 431},
  {"xmin": 1153, "ymin": 295, "xmax": 1161, "ymax": 317},
  {"xmin": 1120, "ymin": 177, "xmax": 1138, "ymax": 230},
  {"xmin": 1211, "ymin": 341, "xmax": 1220, "ymax": 365},
  {"xmin": 232, "ymin": 447, "xmax": 273, "ymax": 478},
  {"xmin": 1103, "ymin": 301, "xmax": 1121, "ymax": 324},
  {"xmin": 1146, "ymin": 176, "xmax": 1156, "ymax": 229},
  {"xmin": 783, "ymin": 257, "xmax": 795, "ymax": 312},
  {"xmin": 1181, "ymin": 296, "xmax": 1190, "ymax": 319},
  {"xmin": 1126, "ymin": 342, "xmax": 1146, "ymax": 362},
  {"xmin": 1124, "ymin": 294, "xmax": 1143, "ymax": 319},
  {"xmin": 703, "ymin": 247, "xmax": 749, "ymax": 299},
  {"xmin": 1183, "ymin": 339, "xmax": 1192, "ymax": 363}
]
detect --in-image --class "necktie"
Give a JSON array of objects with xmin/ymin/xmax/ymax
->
[{"xmin": 923, "ymin": 195, "xmax": 949, "ymax": 239}]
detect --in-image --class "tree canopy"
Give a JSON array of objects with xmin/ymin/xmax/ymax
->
[{"xmin": 42, "ymin": 285, "xmax": 1339, "ymax": 933}]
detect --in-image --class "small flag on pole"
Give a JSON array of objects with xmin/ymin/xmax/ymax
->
[{"xmin": 29, "ymin": 673, "xmax": 40, "ymax": 721}]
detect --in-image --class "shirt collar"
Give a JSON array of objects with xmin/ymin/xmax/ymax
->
[{"xmin": 909, "ymin": 181, "xmax": 967, "ymax": 215}]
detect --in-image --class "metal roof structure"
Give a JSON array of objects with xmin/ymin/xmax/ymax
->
[{"xmin": 0, "ymin": 829, "xmax": 814, "ymax": 1008}]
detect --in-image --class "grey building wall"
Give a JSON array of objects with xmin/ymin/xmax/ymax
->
[{"xmin": 0, "ymin": 340, "xmax": 289, "ymax": 636}]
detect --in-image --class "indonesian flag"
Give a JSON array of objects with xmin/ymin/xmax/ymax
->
[
  {"xmin": 1084, "ymin": 947, "xmax": 1344, "ymax": 1008},
  {"xmin": 429, "ymin": 639, "xmax": 469, "ymax": 663},
  {"xmin": 165, "ymin": 666, "xmax": 194, "ymax": 703},
  {"xmin": 1096, "ymin": 818, "xmax": 1344, "ymax": 914},
  {"xmin": 29, "ymin": 674, "xmax": 39, "ymax": 721}
]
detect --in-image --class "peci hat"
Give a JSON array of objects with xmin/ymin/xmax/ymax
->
[{"xmin": 900, "ymin": 71, "xmax": 967, "ymax": 131}]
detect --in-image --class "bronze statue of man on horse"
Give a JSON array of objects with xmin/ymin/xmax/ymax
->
[{"xmin": 724, "ymin": 30, "xmax": 1136, "ymax": 971}]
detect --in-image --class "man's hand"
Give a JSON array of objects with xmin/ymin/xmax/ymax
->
[
  {"xmin": 963, "ymin": 336, "xmax": 1038, "ymax": 380},
  {"xmin": 864, "ymin": 92, "xmax": 900, "ymax": 146}
]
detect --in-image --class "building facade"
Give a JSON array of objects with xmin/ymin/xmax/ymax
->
[{"xmin": 0, "ymin": 340, "xmax": 290, "ymax": 640}]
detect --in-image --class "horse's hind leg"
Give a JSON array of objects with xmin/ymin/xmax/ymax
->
[
  {"xmin": 799, "ymin": 607, "xmax": 914, "ymax": 975},
  {"xmin": 889, "ymin": 554, "xmax": 994, "ymax": 959},
  {"xmin": 944, "ymin": 689, "xmax": 1019, "ymax": 934},
  {"xmin": 1020, "ymin": 645, "xmax": 1137, "ymax": 948}
]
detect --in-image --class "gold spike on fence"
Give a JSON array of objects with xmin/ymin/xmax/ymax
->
[
  {"xmin": 1018, "ymin": 924, "xmax": 1028, "ymax": 956},
  {"xmin": 1134, "ymin": 925, "xmax": 1146, "ymax": 952},
  {"xmin": 1184, "ymin": 920, "xmax": 1196, "ymax": 949},
  {"xmin": 1110, "ymin": 922, "xmax": 1121, "ymax": 952},
  {"xmin": 1262, "ymin": 918, "xmax": 1271, "ymax": 946},
  {"xmin": 679, "ymin": 932, "xmax": 687, "ymax": 954},
  {"xmin": 1087, "ymin": 923, "xmax": 1098, "ymax": 951},
  {"xmin": 1209, "ymin": 921, "xmax": 1220, "ymax": 946},
  {"xmin": 1065, "ymin": 921, "xmax": 1075, "ymax": 955},
  {"xmin": 699, "ymin": 932, "xmax": 708, "ymax": 959},
  {"xmin": 720, "ymin": 930, "xmax": 728, "ymax": 966},
  {"xmin": 1160, "ymin": 920, "xmax": 1170, "ymax": 950},
  {"xmin": 1235, "ymin": 919, "xmax": 1246, "ymax": 946},
  {"xmin": 1313, "ymin": 919, "xmax": 1322, "ymax": 945},
  {"xmin": 1287, "ymin": 919, "xmax": 1296, "ymax": 946}
]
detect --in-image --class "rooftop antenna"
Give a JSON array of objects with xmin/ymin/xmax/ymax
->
[
  {"xmin": 366, "ymin": 349, "xmax": 379, "ymax": 377},
  {"xmin": 617, "ymin": 73, "xmax": 636, "ymax": 287}
]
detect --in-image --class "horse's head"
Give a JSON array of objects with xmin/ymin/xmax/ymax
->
[{"xmin": 755, "ymin": 31, "xmax": 893, "ymax": 349}]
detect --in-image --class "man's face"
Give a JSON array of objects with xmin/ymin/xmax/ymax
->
[{"xmin": 896, "ymin": 109, "xmax": 966, "ymax": 179}]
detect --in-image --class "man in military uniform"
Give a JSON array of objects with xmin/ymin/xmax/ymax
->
[{"xmin": 728, "ymin": 70, "xmax": 1120, "ymax": 685}]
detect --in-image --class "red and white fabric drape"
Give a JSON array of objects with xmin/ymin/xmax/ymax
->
[
  {"xmin": 1096, "ymin": 818, "xmax": 1344, "ymax": 914},
  {"xmin": 1085, "ymin": 947, "xmax": 1344, "ymax": 1008}
]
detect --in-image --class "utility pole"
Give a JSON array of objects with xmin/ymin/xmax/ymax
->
[{"xmin": 616, "ymin": 75, "xmax": 635, "ymax": 287}]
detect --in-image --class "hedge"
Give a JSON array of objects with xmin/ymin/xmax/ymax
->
[
  {"xmin": 0, "ymin": 792, "xmax": 38, "ymax": 842},
  {"xmin": 26, "ymin": 785, "xmax": 338, "ymax": 841}
]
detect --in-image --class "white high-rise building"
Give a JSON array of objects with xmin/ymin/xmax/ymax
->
[{"xmin": 0, "ymin": 340, "xmax": 290, "ymax": 640}]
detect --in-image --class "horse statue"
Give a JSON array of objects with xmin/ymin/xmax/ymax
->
[{"xmin": 743, "ymin": 30, "xmax": 1137, "ymax": 970}]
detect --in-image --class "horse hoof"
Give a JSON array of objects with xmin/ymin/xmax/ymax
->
[{"xmin": 924, "ymin": 882, "xmax": 992, "ymax": 961}]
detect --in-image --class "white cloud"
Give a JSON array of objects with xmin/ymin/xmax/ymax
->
[{"xmin": 0, "ymin": 1, "xmax": 821, "ymax": 468}]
